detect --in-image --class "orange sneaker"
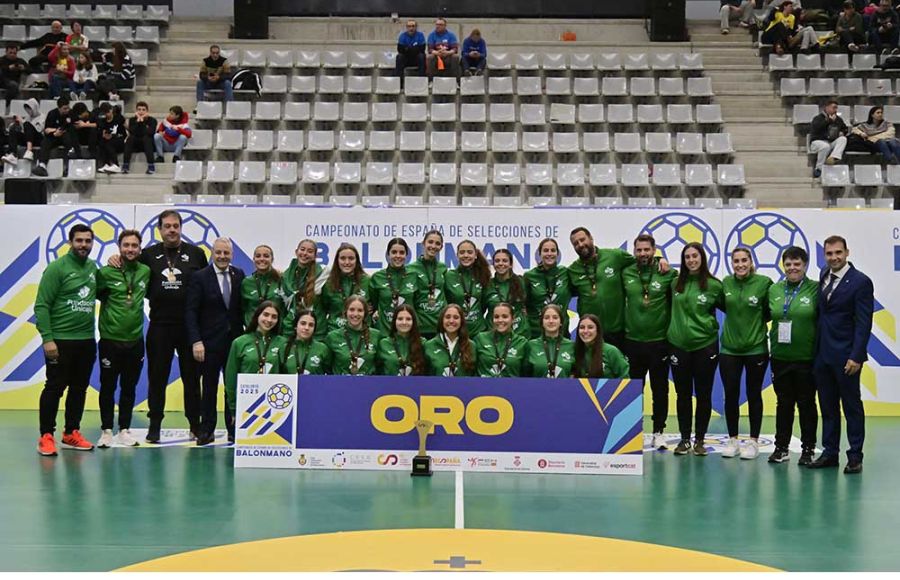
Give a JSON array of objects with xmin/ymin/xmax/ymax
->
[
  {"xmin": 60, "ymin": 430, "xmax": 94, "ymax": 451},
  {"xmin": 37, "ymin": 433, "xmax": 58, "ymax": 456}
]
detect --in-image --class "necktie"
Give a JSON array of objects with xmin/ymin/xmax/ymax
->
[
  {"xmin": 824, "ymin": 273, "xmax": 837, "ymax": 302},
  {"xmin": 221, "ymin": 269, "xmax": 231, "ymax": 305}
]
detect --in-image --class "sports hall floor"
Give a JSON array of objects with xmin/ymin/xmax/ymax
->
[{"xmin": 2, "ymin": 409, "xmax": 899, "ymax": 572}]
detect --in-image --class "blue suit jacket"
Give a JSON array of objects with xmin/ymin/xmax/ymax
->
[
  {"xmin": 185, "ymin": 263, "xmax": 245, "ymax": 353},
  {"xmin": 815, "ymin": 263, "xmax": 874, "ymax": 365}
]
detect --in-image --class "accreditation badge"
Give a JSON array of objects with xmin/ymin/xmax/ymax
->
[{"xmin": 777, "ymin": 320, "xmax": 792, "ymax": 344}]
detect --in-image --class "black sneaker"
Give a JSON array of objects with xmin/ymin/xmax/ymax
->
[
  {"xmin": 31, "ymin": 164, "xmax": 48, "ymax": 177},
  {"xmin": 692, "ymin": 441, "xmax": 708, "ymax": 456},
  {"xmin": 768, "ymin": 447, "xmax": 790, "ymax": 463},
  {"xmin": 172, "ymin": 155, "xmax": 181, "ymax": 163},
  {"xmin": 121, "ymin": 163, "xmax": 129, "ymax": 174},
  {"xmin": 155, "ymin": 155, "xmax": 165, "ymax": 163},
  {"xmin": 673, "ymin": 439, "xmax": 691, "ymax": 455},
  {"xmin": 145, "ymin": 428, "xmax": 161, "ymax": 444},
  {"xmin": 798, "ymin": 447, "xmax": 815, "ymax": 466}
]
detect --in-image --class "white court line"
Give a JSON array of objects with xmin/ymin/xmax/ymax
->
[{"xmin": 455, "ymin": 470, "xmax": 465, "ymax": 529}]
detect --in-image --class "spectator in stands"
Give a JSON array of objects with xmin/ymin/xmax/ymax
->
[
  {"xmin": 32, "ymin": 96, "xmax": 78, "ymax": 177},
  {"xmin": 3, "ymin": 97, "xmax": 44, "ymax": 166},
  {"xmin": 70, "ymin": 102, "xmax": 98, "ymax": 161},
  {"xmin": 65, "ymin": 21, "xmax": 89, "ymax": 55},
  {"xmin": 395, "ymin": 19, "xmax": 426, "ymax": 85},
  {"xmin": 96, "ymin": 102, "xmax": 126, "ymax": 174},
  {"xmin": 761, "ymin": 2, "xmax": 819, "ymax": 54},
  {"xmin": 71, "ymin": 52, "xmax": 97, "ymax": 101},
  {"xmin": 720, "ymin": 0, "xmax": 756, "ymax": 34},
  {"xmin": 810, "ymin": 100, "xmax": 848, "ymax": 178},
  {"xmin": 21, "ymin": 20, "xmax": 67, "ymax": 73},
  {"xmin": 98, "ymin": 42, "xmax": 135, "ymax": 102},
  {"xmin": 196, "ymin": 45, "xmax": 233, "ymax": 103},
  {"xmin": 123, "ymin": 101, "xmax": 157, "ymax": 175},
  {"xmin": 836, "ymin": 0, "xmax": 867, "ymax": 51},
  {"xmin": 851, "ymin": 105, "xmax": 900, "ymax": 163},
  {"xmin": 47, "ymin": 43, "xmax": 75, "ymax": 99},
  {"xmin": 869, "ymin": 0, "xmax": 900, "ymax": 53},
  {"xmin": 461, "ymin": 29, "xmax": 487, "ymax": 75},
  {"xmin": 154, "ymin": 105, "xmax": 191, "ymax": 163},
  {"xmin": 426, "ymin": 17, "xmax": 460, "ymax": 78},
  {"xmin": 0, "ymin": 44, "xmax": 28, "ymax": 106}
]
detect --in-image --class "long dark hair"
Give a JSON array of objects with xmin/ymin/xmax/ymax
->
[
  {"xmin": 327, "ymin": 243, "xmax": 365, "ymax": 291},
  {"xmin": 247, "ymin": 300, "xmax": 281, "ymax": 336},
  {"xmin": 539, "ymin": 304, "xmax": 565, "ymax": 337},
  {"xmin": 867, "ymin": 105, "xmax": 883, "ymax": 125},
  {"xmin": 457, "ymin": 239, "xmax": 491, "ymax": 288},
  {"xmin": 283, "ymin": 308, "xmax": 317, "ymax": 365},
  {"xmin": 437, "ymin": 303, "xmax": 475, "ymax": 374},
  {"xmin": 111, "ymin": 41, "xmax": 127, "ymax": 70},
  {"xmin": 573, "ymin": 314, "xmax": 605, "ymax": 378},
  {"xmin": 390, "ymin": 304, "xmax": 426, "ymax": 375},
  {"xmin": 537, "ymin": 238, "xmax": 560, "ymax": 269},
  {"xmin": 253, "ymin": 244, "xmax": 282, "ymax": 283},
  {"xmin": 76, "ymin": 52, "xmax": 93, "ymax": 71},
  {"xmin": 492, "ymin": 248, "xmax": 525, "ymax": 304},
  {"xmin": 294, "ymin": 239, "xmax": 318, "ymax": 308},
  {"xmin": 491, "ymin": 302, "xmax": 515, "ymax": 332},
  {"xmin": 675, "ymin": 242, "xmax": 712, "ymax": 293},
  {"xmin": 385, "ymin": 237, "xmax": 410, "ymax": 268},
  {"xmin": 343, "ymin": 294, "xmax": 371, "ymax": 347}
]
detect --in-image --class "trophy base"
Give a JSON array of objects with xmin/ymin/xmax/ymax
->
[{"xmin": 410, "ymin": 455, "xmax": 433, "ymax": 477}]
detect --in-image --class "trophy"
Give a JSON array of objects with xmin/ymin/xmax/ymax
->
[{"xmin": 411, "ymin": 419, "xmax": 434, "ymax": 477}]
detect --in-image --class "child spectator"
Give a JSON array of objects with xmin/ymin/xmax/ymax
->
[
  {"xmin": 3, "ymin": 97, "xmax": 44, "ymax": 166},
  {"xmin": 71, "ymin": 52, "xmax": 97, "ymax": 101},
  {"xmin": 123, "ymin": 101, "xmax": 157, "ymax": 174},
  {"xmin": 154, "ymin": 105, "xmax": 192, "ymax": 163}
]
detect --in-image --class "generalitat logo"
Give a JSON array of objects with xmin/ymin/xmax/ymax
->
[{"xmin": 377, "ymin": 453, "xmax": 399, "ymax": 466}]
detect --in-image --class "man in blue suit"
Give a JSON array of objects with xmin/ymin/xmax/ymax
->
[
  {"xmin": 185, "ymin": 237, "xmax": 245, "ymax": 445},
  {"xmin": 809, "ymin": 235, "xmax": 873, "ymax": 474}
]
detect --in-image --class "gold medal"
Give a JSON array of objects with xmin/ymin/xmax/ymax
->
[
  {"xmin": 428, "ymin": 293, "xmax": 436, "ymax": 307},
  {"xmin": 258, "ymin": 363, "xmax": 265, "ymax": 374},
  {"xmin": 591, "ymin": 283, "xmax": 596, "ymax": 294},
  {"xmin": 643, "ymin": 292, "xmax": 651, "ymax": 307},
  {"xmin": 166, "ymin": 269, "xmax": 176, "ymax": 283},
  {"xmin": 350, "ymin": 358, "xmax": 359, "ymax": 375}
]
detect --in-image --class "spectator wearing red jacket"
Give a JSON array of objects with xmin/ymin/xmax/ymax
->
[
  {"xmin": 47, "ymin": 43, "xmax": 75, "ymax": 98},
  {"xmin": 153, "ymin": 106, "xmax": 192, "ymax": 163}
]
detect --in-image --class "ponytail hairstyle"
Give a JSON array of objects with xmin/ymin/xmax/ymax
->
[
  {"xmin": 422, "ymin": 229, "xmax": 444, "ymax": 258},
  {"xmin": 539, "ymin": 304, "xmax": 565, "ymax": 338},
  {"xmin": 294, "ymin": 239, "xmax": 319, "ymax": 309},
  {"xmin": 731, "ymin": 247, "xmax": 755, "ymax": 276},
  {"xmin": 253, "ymin": 244, "xmax": 282, "ymax": 283},
  {"xmin": 457, "ymin": 239, "xmax": 491, "ymax": 289},
  {"xmin": 537, "ymin": 237, "xmax": 560, "ymax": 269},
  {"xmin": 390, "ymin": 303, "xmax": 426, "ymax": 375},
  {"xmin": 283, "ymin": 308, "xmax": 316, "ymax": 365},
  {"xmin": 327, "ymin": 243, "xmax": 365, "ymax": 292},
  {"xmin": 492, "ymin": 248, "xmax": 525, "ymax": 305},
  {"xmin": 343, "ymin": 294, "xmax": 371, "ymax": 348},
  {"xmin": 573, "ymin": 314, "xmax": 605, "ymax": 378},
  {"xmin": 490, "ymin": 302, "xmax": 515, "ymax": 333},
  {"xmin": 384, "ymin": 237, "xmax": 411, "ymax": 268},
  {"xmin": 675, "ymin": 242, "xmax": 712, "ymax": 293},
  {"xmin": 437, "ymin": 303, "xmax": 476, "ymax": 375},
  {"xmin": 247, "ymin": 300, "xmax": 282, "ymax": 336}
]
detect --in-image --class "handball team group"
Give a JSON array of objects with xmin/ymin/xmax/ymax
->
[{"xmin": 33, "ymin": 210, "xmax": 873, "ymax": 473}]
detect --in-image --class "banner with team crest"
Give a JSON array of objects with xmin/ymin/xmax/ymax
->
[
  {"xmin": 234, "ymin": 374, "xmax": 644, "ymax": 475},
  {"xmin": 0, "ymin": 205, "xmax": 898, "ymax": 417}
]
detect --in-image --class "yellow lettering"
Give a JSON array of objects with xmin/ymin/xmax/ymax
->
[
  {"xmin": 370, "ymin": 395, "xmax": 417, "ymax": 434},
  {"xmin": 466, "ymin": 396, "xmax": 514, "ymax": 435},
  {"xmin": 419, "ymin": 396, "xmax": 465, "ymax": 435}
]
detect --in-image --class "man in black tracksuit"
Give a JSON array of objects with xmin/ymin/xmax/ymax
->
[{"xmin": 129, "ymin": 210, "xmax": 207, "ymax": 442}]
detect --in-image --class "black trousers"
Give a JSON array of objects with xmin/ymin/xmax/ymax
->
[
  {"xmin": 98, "ymin": 338, "xmax": 144, "ymax": 431},
  {"xmin": 772, "ymin": 359, "xmax": 818, "ymax": 451},
  {"xmin": 197, "ymin": 347, "xmax": 228, "ymax": 436},
  {"xmin": 39, "ymin": 130, "xmax": 79, "ymax": 164},
  {"xmin": 718, "ymin": 353, "xmax": 768, "ymax": 438},
  {"xmin": 145, "ymin": 322, "xmax": 201, "ymax": 431},
  {"xmin": 604, "ymin": 330, "xmax": 625, "ymax": 351},
  {"xmin": 670, "ymin": 341, "xmax": 719, "ymax": 441},
  {"xmin": 39, "ymin": 339, "xmax": 96, "ymax": 435},
  {"xmin": 123, "ymin": 135, "xmax": 153, "ymax": 165},
  {"xmin": 2, "ymin": 78, "xmax": 20, "ymax": 105},
  {"xmin": 9, "ymin": 122, "xmax": 41, "ymax": 150},
  {"xmin": 625, "ymin": 339, "xmax": 670, "ymax": 433},
  {"xmin": 97, "ymin": 135, "xmax": 124, "ymax": 167}
]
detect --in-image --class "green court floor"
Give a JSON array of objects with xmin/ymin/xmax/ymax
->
[{"xmin": 1, "ymin": 410, "xmax": 899, "ymax": 571}]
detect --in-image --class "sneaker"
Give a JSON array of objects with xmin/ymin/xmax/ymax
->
[
  {"xmin": 798, "ymin": 447, "xmax": 815, "ymax": 466},
  {"xmin": 652, "ymin": 432, "xmax": 667, "ymax": 450},
  {"xmin": 145, "ymin": 428, "xmax": 161, "ymax": 444},
  {"xmin": 121, "ymin": 163, "xmax": 130, "ymax": 174},
  {"xmin": 893, "ymin": 48, "xmax": 900, "ymax": 56},
  {"xmin": 98, "ymin": 164, "xmax": 111, "ymax": 173},
  {"xmin": 768, "ymin": 447, "xmax": 790, "ymax": 463},
  {"xmin": 37, "ymin": 433, "xmax": 58, "ymax": 456},
  {"xmin": 97, "ymin": 429, "xmax": 114, "ymax": 448},
  {"xmin": 740, "ymin": 439, "xmax": 759, "ymax": 460},
  {"xmin": 673, "ymin": 439, "xmax": 691, "ymax": 455},
  {"xmin": 116, "ymin": 429, "xmax": 140, "ymax": 447},
  {"xmin": 66, "ymin": 147, "xmax": 78, "ymax": 159},
  {"xmin": 154, "ymin": 155, "xmax": 165, "ymax": 163},
  {"xmin": 106, "ymin": 164, "xmax": 122, "ymax": 173},
  {"xmin": 721, "ymin": 437, "xmax": 740, "ymax": 458},
  {"xmin": 738, "ymin": 20, "xmax": 750, "ymax": 28},
  {"xmin": 848, "ymin": 43, "xmax": 859, "ymax": 53},
  {"xmin": 31, "ymin": 164, "xmax": 48, "ymax": 177},
  {"xmin": 883, "ymin": 48, "xmax": 890, "ymax": 56},
  {"xmin": 172, "ymin": 155, "xmax": 181, "ymax": 163},
  {"xmin": 22, "ymin": 150, "xmax": 34, "ymax": 161},
  {"xmin": 147, "ymin": 164, "xmax": 156, "ymax": 175},
  {"xmin": 69, "ymin": 90, "xmax": 78, "ymax": 101},
  {"xmin": 2, "ymin": 153, "xmax": 18, "ymax": 165},
  {"xmin": 60, "ymin": 430, "xmax": 94, "ymax": 451},
  {"xmin": 110, "ymin": 93, "xmax": 121, "ymax": 102},
  {"xmin": 692, "ymin": 441, "xmax": 708, "ymax": 456},
  {"xmin": 813, "ymin": 168, "xmax": 822, "ymax": 178},
  {"xmin": 79, "ymin": 91, "xmax": 87, "ymax": 100},
  {"xmin": 825, "ymin": 157, "xmax": 838, "ymax": 165},
  {"xmin": 721, "ymin": 28, "xmax": 729, "ymax": 35}
]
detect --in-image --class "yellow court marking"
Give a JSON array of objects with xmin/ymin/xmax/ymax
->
[{"xmin": 119, "ymin": 529, "xmax": 778, "ymax": 572}]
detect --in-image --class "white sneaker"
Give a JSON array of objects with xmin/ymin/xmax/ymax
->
[
  {"xmin": 97, "ymin": 429, "xmax": 114, "ymax": 448},
  {"xmin": 2, "ymin": 153, "xmax": 18, "ymax": 166},
  {"xmin": 106, "ymin": 164, "xmax": 122, "ymax": 173},
  {"xmin": 721, "ymin": 437, "xmax": 740, "ymax": 458},
  {"xmin": 79, "ymin": 91, "xmax": 87, "ymax": 100},
  {"xmin": 652, "ymin": 432, "xmax": 667, "ymax": 450},
  {"xmin": 97, "ymin": 164, "xmax": 110, "ymax": 173},
  {"xmin": 116, "ymin": 429, "xmax": 140, "ymax": 447},
  {"xmin": 22, "ymin": 150, "xmax": 34, "ymax": 161},
  {"xmin": 740, "ymin": 439, "xmax": 759, "ymax": 460}
]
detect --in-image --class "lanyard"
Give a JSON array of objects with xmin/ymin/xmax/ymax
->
[
  {"xmin": 339, "ymin": 275, "xmax": 357, "ymax": 301},
  {"xmin": 344, "ymin": 329, "xmax": 366, "ymax": 374},
  {"xmin": 423, "ymin": 259, "xmax": 438, "ymax": 296},
  {"xmin": 542, "ymin": 336, "xmax": 562, "ymax": 378},
  {"xmin": 583, "ymin": 256, "xmax": 598, "ymax": 294},
  {"xmin": 164, "ymin": 244, "xmax": 181, "ymax": 280},
  {"xmin": 783, "ymin": 282, "xmax": 802, "ymax": 318},
  {"xmin": 120, "ymin": 264, "xmax": 135, "ymax": 302},
  {"xmin": 255, "ymin": 272, "xmax": 273, "ymax": 303},
  {"xmin": 442, "ymin": 334, "xmax": 461, "ymax": 376},
  {"xmin": 638, "ymin": 264, "xmax": 653, "ymax": 306},
  {"xmin": 386, "ymin": 267, "xmax": 404, "ymax": 303},
  {"xmin": 294, "ymin": 264, "xmax": 311, "ymax": 307},
  {"xmin": 459, "ymin": 268, "xmax": 476, "ymax": 307},
  {"xmin": 542, "ymin": 267, "xmax": 559, "ymax": 305},
  {"xmin": 492, "ymin": 332, "xmax": 512, "ymax": 368},
  {"xmin": 392, "ymin": 336, "xmax": 409, "ymax": 374},
  {"xmin": 293, "ymin": 341, "xmax": 310, "ymax": 374},
  {"xmin": 253, "ymin": 333, "xmax": 272, "ymax": 373}
]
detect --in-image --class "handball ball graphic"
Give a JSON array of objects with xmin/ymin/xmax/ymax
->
[
  {"xmin": 266, "ymin": 384, "xmax": 293, "ymax": 410},
  {"xmin": 140, "ymin": 209, "xmax": 220, "ymax": 259},
  {"xmin": 641, "ymin": 212, "xmax": 721, "ymax": 273},
  {"xmin": 46, "ymin": 209, "xmax": 126, "ymax": 266},
  {"xmin": 725, "ymin": 213, "xmax": 809, "ymax": 281}
]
